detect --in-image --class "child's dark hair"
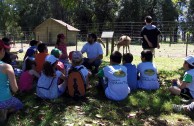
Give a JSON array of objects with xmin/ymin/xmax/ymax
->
[
  {"xmin": 37, "ymin": 43, "xmax": 47, "ymax": 53},
  {"xmin": 145, "ymin": 16, "xmax": 152, "ymax": 23},
  {"xmin": 30, "ymin": 40, "xmax": 39, "ymax": 46},
  {"xmin": 110, "ymin": 51, "xmax": 122, "ymax": 64},
  {"xmin": 42, "ymin": 61, "xmax": 56, "ymax": 77},
  {"xmin": 56, "ymin": 33, "xmax": 65, "ymax": 46},
  {"xmin": 72, "ymin": 59, "xmax": 83, "ymax": 66},
  {"xmin": 141, "ymin": 50, "xmax": 153, "ymax": 62},
  {"xmin": 123, "ymin": 53, "xmax": 133, "ymax": 63},
  {"xmin": 186, "ymin": 61, "xmax": 194, "ymax": 69},
  {"xmin": 88, "ymin": 33, "xmax": 97, "ymax": 41},
  {"xmin": 25, "ymin": 58, "xmax": 36, "ymax": 71}
]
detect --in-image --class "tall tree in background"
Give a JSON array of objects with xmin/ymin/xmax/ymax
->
[
  {"xmin": 0, "ymin": 0, "xmax": 20, "ymax": 36},
  {"xmin": 72, "ymin": 0, "xmax": 94, "ymax": 35},
  {"xmin": 187, "ymin": 0, "xmax": 194, "ymax": 35},
  {"xmin": 15, "ymin": 0, "xmax": 52, "ymax": 31},
  {"xmin": 93, "ymin": 0, "xmax": 119, "ymax": 32}
]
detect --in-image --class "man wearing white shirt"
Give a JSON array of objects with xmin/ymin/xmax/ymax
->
[{"xmin": 81, "ymin": 33, "xmax": 103, "ymax": 75}]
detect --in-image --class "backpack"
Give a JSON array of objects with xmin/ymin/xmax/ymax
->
[{"xmin": 67, "ymin": 66, "xmax": 86, "ymax": 98}]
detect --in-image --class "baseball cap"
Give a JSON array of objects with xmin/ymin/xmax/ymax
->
[
  {"xmin": 57, "ymin": 33, "xmax": 65, "ymax": 39},
  {"xmin": 26, "ymin": 48, "xmax": 36, "ymax": 57},
  {"xmin": 0, "ymin": 39, "xmax": 10, "ymax": 49},
  {"xmin": 184, "ymin": 55, "xmax": 194, "ymax": 66},
  {"xmin": 45, "ymin": 55, "xmax": 58, "ymax": 65},
  {"xmin": 51, "ymin": 48, "xmax": 62, "ymax": 58},
  {"xmin": 72, "ymin": 51, "xmax": 83, "ymax": 63}
]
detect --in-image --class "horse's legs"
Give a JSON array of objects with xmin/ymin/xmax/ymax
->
[
  {"xmin": 128, "ymin": 45, "xmax": 130, "ymax": 53},
  {"xmin": 117, "ymin": 45, "xmax": 120, "ymax": 51}
]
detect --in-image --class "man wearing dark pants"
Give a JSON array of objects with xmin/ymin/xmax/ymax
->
[{"xmin": 141, "ymin": 16, "xmax": 161, "ymax": 55}]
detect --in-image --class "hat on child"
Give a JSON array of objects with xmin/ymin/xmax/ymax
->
[
  {"xmin": 51, "ymin": 48, "xmax": 62, "ymax": 58},
  {"xmin": 26, "ymin": 48, "xmax": 36, "ymax": 57},
  {"xmin": 184, "ymin": 55, "xmax": 194, "ymax": 66},
  {"xmin": 72, "ymin": 51, "xmax": 83, "ymax": 63},
  {"xmin": 46, "ymin": 55, "xmax": 58, "ymax": 65},
  {"xmin": 0, "ymin": 39, "xmax": 10, "ymax": 49}
]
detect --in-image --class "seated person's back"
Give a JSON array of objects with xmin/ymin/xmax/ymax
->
[
  {"xmin": 123, "ymin": 53, "xmax": 137, "ymax": 91},
  {"xmin": 137, "ymin": 50, "xmax": 159, "ymax": 90},
  {"xmin": 97, "ymin": 51, "xmax": 130, "ymax": 101},
  {"xmin": 35, "ymin": 43, "xmax": 48, "ymax": 73}
]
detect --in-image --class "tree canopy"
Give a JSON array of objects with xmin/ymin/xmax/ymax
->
[{"xmin": 0, "ymin": 0, "xmax": 192, "ymax": 36}]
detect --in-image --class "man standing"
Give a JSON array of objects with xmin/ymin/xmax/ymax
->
[
  {"xmin": 141, "ymin": 16, "xmax": 161, "ymax": 54},
  {"xmin": 81, "ymin": 33, "xmax": 103, "ymax": 75}
]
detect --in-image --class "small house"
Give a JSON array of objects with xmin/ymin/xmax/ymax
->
[{"xmin": 34, "ymin": 18, "xmax": 80, "ymax": 45}]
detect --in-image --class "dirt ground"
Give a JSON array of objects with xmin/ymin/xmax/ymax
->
[{"xmin": 11, "ymin": 42, "xmax": 194, "ymax": 60}]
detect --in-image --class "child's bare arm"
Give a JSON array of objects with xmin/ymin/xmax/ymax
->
[
  {"xmin": 60, "ymin": 73, "xmax": 66, "ymax": 80},
  {"xmin": 30, "ymin": 70, "xmax": 40, "ymax": 78},
  {"xmin": 179, "ymin": 81, "xmax": 188, "ymax": 89},
  {"xmin": 5, "ymin": 64, "xmax": 18, "ymax": 93}
]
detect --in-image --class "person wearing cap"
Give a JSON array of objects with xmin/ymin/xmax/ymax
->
[
  {"xmin": 55, "ymin": 33, "xmax": 68, "ymax": 64},
  {"xmin": 169, "ymin": 55, "xmax": 194, "ymax": 100},
  {"xmin": 23, "ymin": 40, "xmax": 39, "ymax": 61},
  {"xmin": 81, "ymin": 33, "xmax": 103, "ymax": 75},
  {"xmin": 1, "ymin": 37, "xmax": 18, "ymax": 64},
  {"xmin": 70, "ymin": 51, "xmax": 91, "ymax": 88},
  {"xmin": 51, "ymin": 48, "xmax": 65, "ymax": 73},
  {"xmin": 0, "ymin": 40, "xmax": 23, "ymax": 122},
  {"xmin": 22, "ymin": 48, "xmax": 36, "ymax": 71},
  {"xmin": 36, "ymin": 55, "xmax": 66, "ymax": 99}
]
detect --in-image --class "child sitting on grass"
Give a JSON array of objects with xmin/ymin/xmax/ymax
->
[
  {"xmin": 22, "ymin": 48, "xmax": 36, "ymax": 71},
  {"xmin": 23, "ymin": 40, "xmax": 39, "ymax": 61},
  {"xmin": 123, "ymin": 53, "xmax": 137, "ymax": 91},
  {"xmin": 19, "ymin": 58, "xmax": 40, "ymax": 92},
  {"xmin": 51, "ymin": 48, "xmax": 65, "ymax": 73},
  {"xmin": 137, "ymin": 50, "xmax": 159, "ymax": 90},
  {"xmin": 36, "ymin": 55, "xmax": 66, "ymax": 99},
  {"xmin": 35, "ymin": 43, "xmax": 49, "ymax": 73},
  {"xmin": 70, "ymin": 51, "xmax": 91, "ymax": 89},
  {"xmin": 169, "ymin": 55, "xmax": 194, "ymax": 101},
  {"xmin": 96, "ymin": 51, "xmax": 130, "ymax": 101}
]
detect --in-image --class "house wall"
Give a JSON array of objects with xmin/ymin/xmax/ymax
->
[{"xmin": 34, "ymin": 19, "xmax": 79, "ymax": 45}]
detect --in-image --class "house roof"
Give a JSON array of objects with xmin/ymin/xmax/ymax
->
[{"xmin": 34, "ymin": 18, "xmax": 80, "ymax": 32}]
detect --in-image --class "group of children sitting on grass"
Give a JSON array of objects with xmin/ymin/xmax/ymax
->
[{"xmin": 0, "ymin": 33, "xmax": 194, "ymax": 122}]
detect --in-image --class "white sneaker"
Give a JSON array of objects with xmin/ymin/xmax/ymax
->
[{"xmin": 173, "ymin": 104, "xmax": 183, "ymax": 112}]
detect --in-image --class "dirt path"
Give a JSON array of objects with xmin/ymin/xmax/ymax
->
[{"xmin": 11, "ymin": 42, "xmax": 194, "ymax": 60}]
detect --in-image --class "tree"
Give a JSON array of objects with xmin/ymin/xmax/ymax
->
[{"xmin": 0, "ymin": 0, "xmax": 20, "ymax": 36}]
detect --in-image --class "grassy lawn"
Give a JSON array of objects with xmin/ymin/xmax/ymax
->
[{"xmin": 5, "ymin": 43, "xmax": 194, "ymax": 126}]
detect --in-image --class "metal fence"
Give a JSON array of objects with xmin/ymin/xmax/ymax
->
[{"xmin": 0, "ymin": 21, "xmax": 193, "ymax": 44}]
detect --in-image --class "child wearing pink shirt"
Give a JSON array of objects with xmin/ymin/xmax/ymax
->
[
  {"xmin": 55, "ymin": 33, "xmax": 68, "ymax": 64},
  {"xmin": 19, "ymin": 58, "xmax": 40, "ymax": 92}
]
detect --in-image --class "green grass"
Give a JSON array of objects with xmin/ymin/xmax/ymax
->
[{"xmin": 6, "ymin": 52, "xmax": 194, "ymax": 126}]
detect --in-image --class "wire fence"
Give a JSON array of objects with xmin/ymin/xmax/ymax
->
[{"xmin": 0, "ymin": 21, "xmax": 193, "ymax": 45}]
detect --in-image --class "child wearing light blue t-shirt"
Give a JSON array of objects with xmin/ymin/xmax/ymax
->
[
  {"xmin": 137, "ymin": 50, "xmax": 159, "ymax": 90},
  {"xmin": 97, "ymin": 51, "xmax": 130, "ymax": 101}
]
